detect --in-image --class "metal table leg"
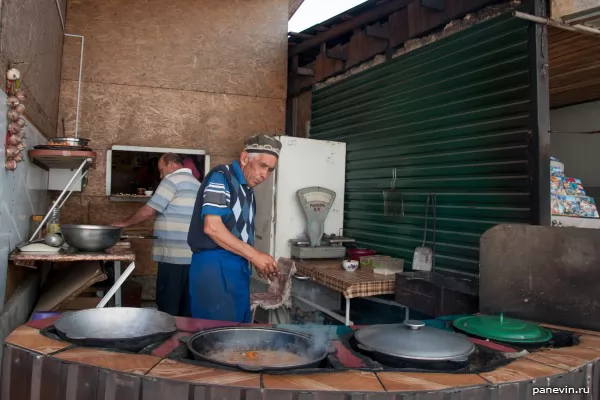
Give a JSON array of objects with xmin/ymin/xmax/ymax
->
[
  {"xmin": 98, "ymin": 262, "xmax": 135, "ymax": 308},
  {"xmin": 114, "ymin": 261, "xmax": 121, "ymax": 307},
  {"xmin": 363, "ymin": 296, "xmax": 410, "ymax": 321},
  {"xmin": 292, "ymin": 294, "xmax": 353, "ymax": 326},
  {"xmin": 345, "ymin": 298, "xmax": 351, "ymax": 326}
]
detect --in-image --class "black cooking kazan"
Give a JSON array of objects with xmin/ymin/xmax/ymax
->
[
  {"xmin": 353, "ymin": 320, "xmax": 476, "ymax": 370},
  {"xmin": 184, "ymin": 321, "xmax": 477, "ymax": 372},
  {"xmin": 53, "ymin": 308, "xmax": 177, "ymax": 351},
  {"xmin": 184, "ymin": 327, "xmax": 334, "ymax": 372}
]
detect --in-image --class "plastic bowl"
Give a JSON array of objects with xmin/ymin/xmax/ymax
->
[
  {"xmin": 346, "ymin": 248, "xmax": 377, "ymax": 261},
  {"xmin": 342, "ymin": 259, "xmax": 359, "ymax": 272}
]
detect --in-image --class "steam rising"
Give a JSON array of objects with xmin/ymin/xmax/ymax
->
[{"xmin": 194, "ymin": 326, "xmax": 332, "ymax": 365}]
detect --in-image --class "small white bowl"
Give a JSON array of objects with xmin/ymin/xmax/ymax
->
[
  {"xmin": 145, "ymin": 190, "xmax": 153, "ymax": 196},
  {"xmin": 342, "ymin": 259, "xmax": 359, "ymax": 272}
]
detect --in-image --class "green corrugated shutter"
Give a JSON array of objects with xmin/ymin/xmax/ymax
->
[{"xmin": 310, "ymin": 14, "xmax": 533, "ymax": 277}]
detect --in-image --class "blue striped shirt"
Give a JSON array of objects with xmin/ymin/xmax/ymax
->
[
  {"xmin": 146, "ymin": 168, "xmax": 200, "ymax": 264},
  {"xmin": 200, "ymin": 161, "xmax": 255, "ymax": 245}
]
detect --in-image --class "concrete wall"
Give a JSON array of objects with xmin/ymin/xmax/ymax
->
[
  {"xmin": 0, "ymin": 0, "xmax": 66, "ymax": 136},
  {"xmin": 0, "ymin": 91, "xmax": 49, "ymax": 311},
  {"xmin": 550, "ymin": 100, "xmax": 600, "ymax": 200},
  {"xmin": 0, "ymin": 0, "xmax": 62, "ymax": 365},
  {"xmin": 58, "ymin": 0, "xmax": 289, "ymax": 278},
  {"xmin": 551, "ymin": 0, "xmax": 600, "ymax": 19}
]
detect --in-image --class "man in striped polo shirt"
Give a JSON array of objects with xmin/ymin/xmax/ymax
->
[
  {"xmin": 187, "ymin": 135, "xmax": 280, "ymax": 322},
  {"xmin": 112, "ymin": 153, "xmax": 200, "ymax": 316}
]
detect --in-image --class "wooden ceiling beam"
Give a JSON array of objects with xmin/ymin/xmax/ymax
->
[
  {"xmin": 288, "ymin": 32, "xmax": 314, "ymax": 40},
  {"xmin": 325, "ymin": 45, "xmax": 348, "ymax": 61},
  {"xmin": 296, "ymin": 67, "xmax": 315, "ymax": 76},
  {"xmin": 289, "ymin": 0, "xmax": 411, "ymax": 57},
  {"xmin": 365, "ymin": 23, "xmax": 390, "ymax": 40},
  {"xmin": 421, "ymin": 0, "xmax": 446, "ymax": 12}
]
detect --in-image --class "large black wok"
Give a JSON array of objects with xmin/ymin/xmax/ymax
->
[
  {"xmin": 184, "ymin": 327, "xmax": 333, "ymax": 372},
  {"xmin": 54, "ymin": 308, "xmax": 177, "ymax": 352}
]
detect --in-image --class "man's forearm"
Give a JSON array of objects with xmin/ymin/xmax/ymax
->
[
  {"xmin": 122, "ymin": 205, "xmax": 156, "ymax": 227},
  {"xmin": 204, "ymin": 217, "xmax": 257, "ymax": 262}
]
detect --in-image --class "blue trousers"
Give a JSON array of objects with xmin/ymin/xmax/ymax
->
[
  {"xmin": 189, "ymin": 249, "xmax": 251, "ymax": 323},
  {"xmin": 156, "ymin": 262, "xmax": 190, "ymax": 317}
]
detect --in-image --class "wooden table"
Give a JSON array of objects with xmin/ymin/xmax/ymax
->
[
  {"xmin": 10, "ymin": 245, "xmax": 136, "ymax": 307},
  {"xmin": 293, "ymin": 259, "xmax": 408, "ymax": 325}
]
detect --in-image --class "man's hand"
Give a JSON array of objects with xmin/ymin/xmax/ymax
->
[
  {"xmin": 203, "ymin": 215, "xmax": 279, "ymax": 279},
  {"xmin": 251, "ymin": 251, "xmax": 279, "ymax": 279},
  {"xmin": 111, "ymin": 205, "xmax": 156, "ymax": 229}
]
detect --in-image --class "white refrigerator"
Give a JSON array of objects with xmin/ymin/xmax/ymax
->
[{"xmin": 253, "ymin": 136, "xmax": 347, "ymax": 260}]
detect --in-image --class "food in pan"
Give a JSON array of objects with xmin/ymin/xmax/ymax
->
[{"xmin": 209, "ymin": 349, "xmax": 309, "ymax": 367}]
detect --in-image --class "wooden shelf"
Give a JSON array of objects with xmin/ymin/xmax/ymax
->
[
  {"xmin": 28, "ymin": 149, "xmax": 96, "ymax": 170},
  {"xmin": 109, "ymin": 195, "xmax": 150, "ymax": 203},
  {"xmin": 552, "ymin": 215, "xmax": 600, "ymax": 229}
]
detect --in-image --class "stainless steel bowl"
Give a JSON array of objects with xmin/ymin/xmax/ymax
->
[
  {"xmin": 61, "ymin": 224, "xmax": 123, "ymax": 251},
  {"xmin": 47, "ymin": 137, "xmax": 90, "ymax": 147}
]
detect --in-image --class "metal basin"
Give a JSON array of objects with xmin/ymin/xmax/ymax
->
[{"xmin": 61, "ymin": 224, "xmax": 123, "ymax": 251}]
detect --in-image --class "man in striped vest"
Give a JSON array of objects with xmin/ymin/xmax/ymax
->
[{"xmin": 187, "ymin": 134, "xmax": 281, "ymax": 322}]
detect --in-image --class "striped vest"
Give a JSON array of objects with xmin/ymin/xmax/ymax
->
[{"xmin": 188, "ymin": 164, "xmax": 255, "ymax": 252}]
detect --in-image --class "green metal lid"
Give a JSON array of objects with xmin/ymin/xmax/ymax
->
[{"xmin": 452, "ymin": 314, "xmax": 553, "ymax": 344}]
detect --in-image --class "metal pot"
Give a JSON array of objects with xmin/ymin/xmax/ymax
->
[
  {"xmin": 185, "ymin": 327, "xmax": 333, "ymax": 372},
  {"xmin": 452, "ymin": 314, "xmax": 553, "ymax": 348},
  {"xmin": 47, "ymin": 137, "xmax": 90, "ymax": 147},
  {"xmin": 61, "ymin": 225, "xmax": 123, "ymax": 251},
  {"xmin": 354, "ymin": 320, "xmax": 475, "ymax": 370},
  {"xmin": 61, "ymin": 224, "xmax": 157, "ymax": 251},
  {"xmin": 54, "ymin": 308, "xmax": 176, "ymax": 352}
]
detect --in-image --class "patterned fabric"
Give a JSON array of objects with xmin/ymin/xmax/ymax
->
[
  {"xmin": 188, "ymin": 161, "xmax": 255, "ymax": 251},
  {"xmin": 250, "ymin": 258, "xmax": 297, "ymax": 317},
  {"xmin": 243, "ymin": 134, "xmax": 282, "ymax": 158},
  {"xmin": 205, "ymin": 162, "xmax": 255, "ymax": 244},
  {"xmin": 295, "ymin": 260, "xmax": 395, "ymax": 299},
  {"xmin": 147, "ymin": 168, "xmax": 200, "ymax": 264}
]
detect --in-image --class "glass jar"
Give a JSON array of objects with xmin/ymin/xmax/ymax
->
[
  {"xmin": 29, "ymin": 215, "xmax": 44, "ymax": 240},
  {"xmin": 47, "ymin": 205, "xmax": 61, "ymax": 235}
]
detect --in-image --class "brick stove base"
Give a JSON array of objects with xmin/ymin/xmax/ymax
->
[{"xmin": 2, "ymin": 316, "xmax": 600, "ymax": 399}]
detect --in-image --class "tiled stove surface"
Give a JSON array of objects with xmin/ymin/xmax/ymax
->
[{"xmin": 2, "ymin": 315, "xmax": 600, "ymax": 399}]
